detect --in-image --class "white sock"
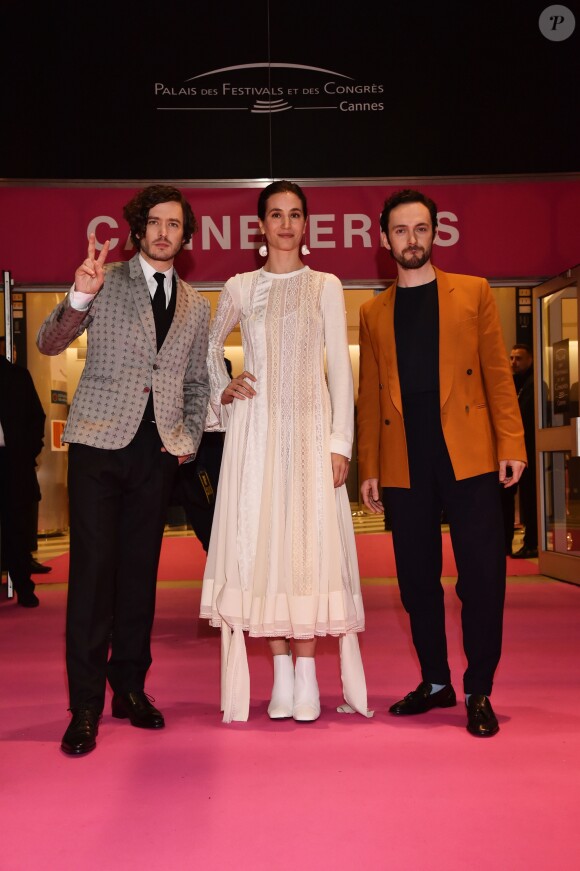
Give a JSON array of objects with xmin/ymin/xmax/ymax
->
[
  {"xmin": 465, "ymin": 693, "xmax": 471, "ymax": 705},
  {"xmin": 430, "ymin": 683, "xmax": 446, "ymax": 694}
]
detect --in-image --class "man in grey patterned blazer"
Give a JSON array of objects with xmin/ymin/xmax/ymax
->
[{"xmin": 38, "ymin": 185, "xmax": 210, "ymax": 756}]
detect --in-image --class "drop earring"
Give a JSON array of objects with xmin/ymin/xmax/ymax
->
[
  {"xmin": 301, "ymin": 242, "xmax": 310, "ymax": 256},
  {"xmin": 259, "ymin": 237, "xmax": 268, "ymax": 257}
]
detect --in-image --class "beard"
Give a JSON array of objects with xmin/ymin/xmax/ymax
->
[
  {"xmin": 139, "ymin": 237, "xmax": 182, "ymax": 262},
  {"xmin": 391, "ymin": 243, "xmax": 432, "ymax": 270}
]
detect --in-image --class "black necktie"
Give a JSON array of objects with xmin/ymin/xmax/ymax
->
[{"xmin": 152, "ymin": 272, "xmax": 167, "ymax": 323}]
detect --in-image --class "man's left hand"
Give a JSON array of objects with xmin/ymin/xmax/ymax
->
[
  {"xmin": 161, "ymin": 447, "xmax": 194, "ymax": 465},
  {"xmin": 499, "ymin": 459, "xmax": 526, "ymax": 487}
]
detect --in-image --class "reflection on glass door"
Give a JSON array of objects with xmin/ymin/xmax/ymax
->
[
  {"xmin": 543, "ymin": 452, "xmax": 580, "ymax": 556},
  {"xmin": 536, "ymin": 268, "xmax": 580, "ymax": 584}
]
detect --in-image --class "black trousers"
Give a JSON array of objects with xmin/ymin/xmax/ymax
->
[
  {"xmin": 66, "ymin": 424, "xmax": 178, "ymax": 710},
  {"xmin": 383, "ymin": 393, "xmax": 506, "ymax": 696},
  {"xmin": 0, "ymin": 448, "xmax": 36, "ymax": 597},
  {"xmin": 518, "ymin": 465, "xmax": 538, "ymax": 549},
  {"xmin": 500, "ymin": 465, "xmax": 538, "ymax": 554}
]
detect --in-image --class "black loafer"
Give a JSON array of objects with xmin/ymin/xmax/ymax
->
[
  {"xmin": 466, "ymin": 694, "xmax": 499, "ymax": 737},
  {"xmin": 111, "ymin": 691, "xmax": 165, "ymax": 729},
  {"xmin": 389, "ymin": 681, "xmax": 457, "ymax": 715},
  {"xmin": 61, "ymin": 707, "xmax": 101, "ymax": 755},
  {"xmin": 30, "ymin": 558, "xmax": 52, "ymax": 574},
  {"xmin": 17, "ymin": 590, "xmax": 40, "ymax": 608},
  {"xmin": 511, "ymin": 546, "xmax": 538, "ymax": 559}
]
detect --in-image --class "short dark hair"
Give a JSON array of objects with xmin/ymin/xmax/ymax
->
[
  {"xmin": 257, "ymin": 180, "xmax": 308, "ymax": 220},
  {"xmin": 512, "ymin": 343, "xmax": 533, "ymax": 356},
  {"xmin": 123, "ymin": 184, "xmax": 198, "ymax": 249},
  {"xmin": 379, "ymin": 188, "xmax": 438, "ymax": 237}
]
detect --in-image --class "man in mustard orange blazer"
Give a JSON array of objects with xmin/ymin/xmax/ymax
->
[{"xmin": 358, "ymin": 189, "xmax": 526, "ymax": 737}]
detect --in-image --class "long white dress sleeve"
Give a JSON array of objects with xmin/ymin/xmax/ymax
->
[
  {"xmin": 205, "ymin": 277, "xmax": 241, "ymax": 432},
  {"xmin": 322, "ymin": 274, "xmax": 354, "ymax": 459}
]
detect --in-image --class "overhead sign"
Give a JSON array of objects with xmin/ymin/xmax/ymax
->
[{"xmin": 155, "ymin": 62, "xmax": 385, "ymax": 116}]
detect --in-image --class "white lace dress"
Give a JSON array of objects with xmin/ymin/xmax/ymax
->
[{"xmin": 200, "ymin": 266, "xmax": 369, "ymax": 721}]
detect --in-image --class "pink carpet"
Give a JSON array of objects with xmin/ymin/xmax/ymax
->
[
  {"xmin": 33, "ymin": 531, "xmax": 539, "ymax": 584},
  {"xmin": 1, "ymin": 575, "xmax": 578, "ymax": 870}
]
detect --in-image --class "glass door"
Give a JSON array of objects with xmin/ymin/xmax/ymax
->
[{"xmin": 535, "ymin": 266, "xmax": 580, "ymax": 584}]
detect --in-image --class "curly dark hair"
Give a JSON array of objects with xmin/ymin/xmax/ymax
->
[
  {"xmin": 257, "ymin": 180, "xmax": 308, "ymax": 220},
  {"xmin": 379, "ymin": 189, "xmax": 438, "ymax": 239},
  {"xmin": 123, "ymin": 185, "xmax": 198, "ymax": 249}
]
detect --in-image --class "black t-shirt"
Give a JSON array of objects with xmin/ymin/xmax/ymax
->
[{"xmin": 394, "ymin": 278, "xmax": 439, "ymax": 399}]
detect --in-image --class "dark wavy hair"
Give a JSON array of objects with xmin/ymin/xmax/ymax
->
[
  {"xmin": 257, "ymin": 180, "xmax": 308, "ymax": 220},
  {"xmin": 379, "ymin": 189, "xmax": 438, "ymax": 239},
  {"xmin": 123, "ymin": 184, "xmax": 198, "ymax": 249}
]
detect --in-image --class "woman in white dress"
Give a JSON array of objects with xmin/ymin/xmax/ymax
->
[{"xmin": 200, "ymin": 181, "xmax": 370, "ymax": 723}]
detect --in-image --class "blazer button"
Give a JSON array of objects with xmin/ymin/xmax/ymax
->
[
  {"xmin": 465, "ymin": 405, "xmax": 469, "ymax": 412},
  {"xmin": 153, "ymin": 364, "xmax": 159, "ymax": 371},
  {"xmin": 467, "ymin": 368, "xmax": 473, "ymax": 375},
  {"xmin": 379, "ymin": 383, "xmax": 383, "ymax": 390},
  {"xmin": 384, "ymin": 419, "xmax": 390, "ymax": 425},
  {"xmin": 143, "ymin": 387, "xmax": 150, "ymax": 393}
]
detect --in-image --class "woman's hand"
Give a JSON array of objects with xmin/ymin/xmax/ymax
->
[
  {"xmin": 221, "ymin": 370, "xmax": 257, "ymax": 405},
  {"xmin": 331, "ymin": 452, "xmax": 350, "ymax": 488}
]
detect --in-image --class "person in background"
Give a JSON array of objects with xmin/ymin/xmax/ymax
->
[
  {"xmin": 200, "ymin": 180, "xmax": 370, "ymax": 723},
  {"xmin": 171, "ymin": 358, "xmax": 232, "ymax": 552},
  {"xmin": 0, "ymin": 343, "xmax": 46, "ymax": 607},
  {"xmin": 507, "ymin": 344, "xmax": 538, "ymax": 559},
  {"xmin": 0, "ymin": 337, "xmax": 51, "ymax": 576},
  {"xmin": 358, "ymin": 188, "xmax": 526, "ymax": 738},
  {"xmin": 37, "ymin": 185, "xmax": 209, "ymax": 755}
]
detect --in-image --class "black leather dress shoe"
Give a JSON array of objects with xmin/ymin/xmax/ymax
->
[
  {"xmin": 61, "ymin": 707, "xmax": 101, "ymax": 755},
  {"xmin": 111, "ymin": 692, "xmax": 165, "ymax": 729},
  {"xmin": 30, "ymin": 558, "xmax": 52, "ymax": 574},
  {"xmin": 17, "ymin": 590, "xmax": 40, "ymax": 608},
  {"xmin": 389, "ymin": 681, "xmax": 457, "ymax": 715},
  {"xmin": 511, "ymin": 546, "xmax": 538, "ymax": 559},
  {"xmin": 466, "ymin": 694, "xmax": 499, "ymax": 737}
]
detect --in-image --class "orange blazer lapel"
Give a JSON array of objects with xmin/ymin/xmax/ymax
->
[{"xmin": 380, "ymin": 283, "xmax": 403, "ymax": 416}]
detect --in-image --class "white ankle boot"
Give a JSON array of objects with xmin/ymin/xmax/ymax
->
[
  {"xmin": 293, "ymin": 657, "xmax": 320, "ymax": 722},
  {"xmin": 267, "ymin": 653, "xmax": 295, "ymax": 719}
]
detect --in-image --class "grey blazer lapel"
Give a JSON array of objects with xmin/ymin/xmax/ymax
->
[
  {"xmin": 128, "ymin": 255, "xmax": 157, "ymax": 351},
  {"xmin": 161, "ymin": 275, "xmax": 188, "ymax": 351}
]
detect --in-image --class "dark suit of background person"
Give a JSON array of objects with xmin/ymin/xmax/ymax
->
[
  {"xmin": 0, "ymin": 353, "xmax": 46, "ymax": 607},
  {"xmin": 357, "ymin": 189, "xmax": 526, "ymax": 738},
  {"xmin": 0, "ymin": 336, "xmax": 51, "ymax": 577},
  {"xmin": 171, "ymin": 358, "xmax": 232, "ymax": 552},
  {"xmin": 37, "ymin": 185, "xmax": 210, "ymax": 755},
  {"xmin": 505, "ymin": 345, "xmax": 539, "ymax": 558}
]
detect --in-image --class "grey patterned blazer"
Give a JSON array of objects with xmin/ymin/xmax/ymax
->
[{"xmin": 37, "ymin": 254, "xmax": 210, "ymax": 456}]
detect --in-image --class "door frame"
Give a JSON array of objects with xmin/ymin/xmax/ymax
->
[{"xmin": 534, "ymin": 265, "xmax": 580, "ymax": 583}]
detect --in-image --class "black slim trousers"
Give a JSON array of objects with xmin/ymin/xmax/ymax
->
[
  {"xmin": 66, "ymin": 424, "xmax": 178, "ymax": 710},
  {"xmin": 383, "ymin": 393, "xmax": 506, "ymax": 696}
]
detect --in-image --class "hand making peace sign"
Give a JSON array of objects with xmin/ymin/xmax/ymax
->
[{"xmin": 74, "ymin": 233, "xmax": 110, "ymax": 296}]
